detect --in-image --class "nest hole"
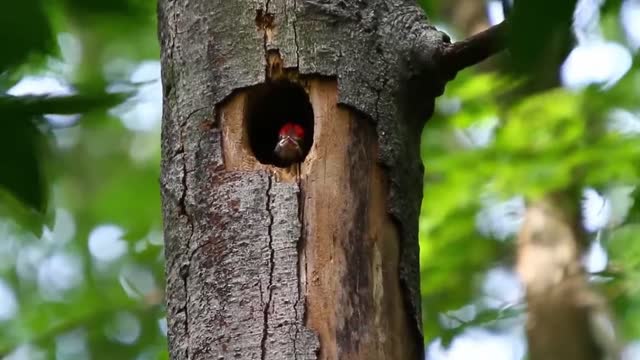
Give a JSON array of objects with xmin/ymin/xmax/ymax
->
[{"xmin": 246, "ymin": 80, "xmax": 314, "ymax": 167}]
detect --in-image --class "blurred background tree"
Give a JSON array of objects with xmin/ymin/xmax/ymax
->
[
  {"xmin": 0, "ymin": 0, "xmax": 639, "ymax": 359},
  {"xmin": 419, "ymin": 0, "xmax": 640, "ymax": 358}
]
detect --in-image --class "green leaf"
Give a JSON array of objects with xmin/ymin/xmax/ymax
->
[
  {"xmin": 608, "ymin": 224, "xmax": 640, "ymax": 271},
  {"xmin": 497, "ymin": 89, "xmax": 584, "ymax": 153},
  {"xmin": 0, "ymin": 189, "xmax": 47, "ymax": 235},
  {"xmin": 0, "ymin": 116, "xmax": 48, "ymax": 212},
  {"xmin": 0, "ymin": 92, "xmax": 129, "ymax": 117},
  {"xmin": 507, "ymin": 0, "xmax": 577, "ymax": 75},
  {"xmin": 0, "ymin": 0, "xmax": 55, "ymax": 73},
  {"xmin": 439, "ymin": 306, "xmax": 523, "ymax": 347}
]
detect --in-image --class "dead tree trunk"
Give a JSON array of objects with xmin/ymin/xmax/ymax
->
[{"xmin": 158, "ymin": 1, "xmax": 500, "ymax": 358}]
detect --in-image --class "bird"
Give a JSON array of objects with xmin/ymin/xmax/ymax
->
[{"xmin": 273, "ymin": 122, "xmax": 305, "ymax": 166}]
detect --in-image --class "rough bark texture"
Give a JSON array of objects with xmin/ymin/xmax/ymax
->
[{"xmin": 159, "ymin": 0, "xmax": 451, "ymax": 359}]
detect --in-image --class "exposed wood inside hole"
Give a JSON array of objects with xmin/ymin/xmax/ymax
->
[
  {"xmin": 301, "ymin": 79, "xmax": 419, "ymax": 359},
  {"xmin": 219, "ymin": 79, "xmax": 314, "ymax": 174}
]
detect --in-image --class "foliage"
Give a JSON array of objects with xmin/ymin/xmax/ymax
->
[
  {"xmin": 0, "ymin": 0, "xmax": 163, "ymax": 358},
  {"xmin": 419, "ymin": 0, "xmax": 640, "ymax": 354}
]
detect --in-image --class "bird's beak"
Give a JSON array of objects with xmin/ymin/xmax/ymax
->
[{"xmin": 279, "ymin": 136, "xmax": 298, "ymax": 146}]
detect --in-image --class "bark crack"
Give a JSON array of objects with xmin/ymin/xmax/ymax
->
[
  {"xmin": 179, "ymin": 163, "xmax": 193, "ymax": 360},
  {"xmin": 164, "ymin": 1, "xmax": 177, "ymax": 100},
  {"xmin": 179, "ymin": 262, "xmax": 191, "ymax": 360},
  {"xmin": 261, "ymin": 174, "xmax": 276, "ymax": 360},
  {"xmin": 265, "ymin": 0, "xmax": 272, "ymax": 51},
  {"xmin": 292, "ymin": 167, "xmax": 304, "ymax": 359},
  {"xmin": 258, "ymin": 0, "xmax": 274, "ymax": 79},
  {"xmin": 374, "ymin": 88, "xmax": 382, "ymax": 123},
  {"xmin": 373, "ymin": 77, "xmax": 388, "ymax": 123},
  {"xmin": 176, "ymin": 105, "xmax": 200, "ymax": 360},
  {"xmin": 179, "ymin": 157, "xmax": 195, "ymax": 253},
  {"xmin": 292, "ymin": 0, "xmax": 300, "ymax": 69}
]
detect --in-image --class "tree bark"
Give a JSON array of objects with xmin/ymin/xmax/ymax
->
[{"xmin": 158, "ymin": 0, "xmax": 458, "ymax": 359}]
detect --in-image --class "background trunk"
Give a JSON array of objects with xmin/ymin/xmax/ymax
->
[
  {"xmin": 516, "ymin": 192, "xmax": 615, "ymax": 360},
  {"xmin": 158, "ymin": 0, "xmax": 451, "ymax": 359}
]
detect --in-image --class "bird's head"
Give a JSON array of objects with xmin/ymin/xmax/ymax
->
[{"xmin": 274, "ymin": 122, "xmax": 305, "ymax": 166}]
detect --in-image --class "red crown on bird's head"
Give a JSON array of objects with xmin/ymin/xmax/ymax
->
[{"xmin": 279, "ymin": 123, "xmax": 305, "ymax": 139}]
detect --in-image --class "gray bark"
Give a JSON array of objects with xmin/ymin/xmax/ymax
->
[{"xmin": 158, "ymin": 0, "xmax": 452, "ymax": 358}]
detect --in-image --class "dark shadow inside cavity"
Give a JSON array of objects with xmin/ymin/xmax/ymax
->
[{"xmin": 246, "ymin": 80, "xmax": 314, "ymax": 167}]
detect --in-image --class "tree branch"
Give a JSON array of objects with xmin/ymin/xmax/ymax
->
[{"xmin": 442, "ymin": 21, "xmax": 508, "ymax": 75}]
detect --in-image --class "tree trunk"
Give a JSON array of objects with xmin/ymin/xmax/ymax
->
[
  {"xmin": 158, "ymin": 0, "xmax": 454, "ymax": 359},
  {"xmin": 516, "ymin": 192, "xmax": 619, "ymax": 359}
]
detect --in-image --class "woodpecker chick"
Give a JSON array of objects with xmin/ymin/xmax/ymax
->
[{"xmin": 274, "ymin": 122, "xmax": 305, "ymax": 166}]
